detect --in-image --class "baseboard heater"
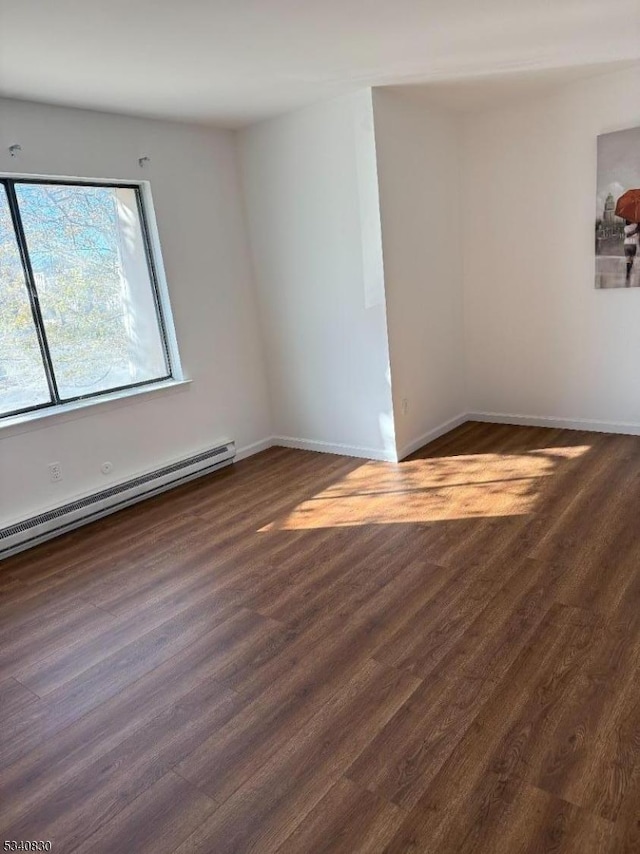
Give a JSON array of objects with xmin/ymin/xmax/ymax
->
[{"xmin": 0, "ymin": 441, "xmax": 235, "ymax": 560}]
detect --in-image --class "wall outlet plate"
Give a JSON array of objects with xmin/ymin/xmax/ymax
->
[{"xmin": 48, "ymin": 462, "xmax": 62, "ymax": 482}]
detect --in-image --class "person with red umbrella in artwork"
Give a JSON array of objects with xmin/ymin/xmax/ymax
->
[
  {"xmin": 623, "ymin": 220, "xmax": 639, "ymax": 285},
  {"xmin": 616, "ymin": 189, "xmax": 640, "ymax": 285}
]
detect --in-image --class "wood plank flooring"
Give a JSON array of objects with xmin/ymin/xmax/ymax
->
[{"xmin": 2, "ymin": 421, "xmax": 640, "ymax": 852}]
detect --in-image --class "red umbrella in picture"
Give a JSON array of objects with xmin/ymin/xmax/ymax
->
[{"xmin": 615, "ymin": 189, "xmax": 640, "ymax": 223}]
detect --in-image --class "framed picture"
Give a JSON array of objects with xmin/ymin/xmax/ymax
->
[{"xmin": 595, "ymin": 126, "xmax": 640, "ymax": 289}]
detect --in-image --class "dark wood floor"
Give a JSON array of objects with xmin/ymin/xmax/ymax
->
[{"xmin": 2, "ymin": 421, "xmax": 640, "ymax": 852}]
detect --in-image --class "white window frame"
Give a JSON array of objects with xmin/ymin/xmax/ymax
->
[{"xmin": 0, "ymin": 174, "xmax": 184, "ymax": 430}]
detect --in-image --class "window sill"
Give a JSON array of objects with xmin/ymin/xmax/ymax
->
[{"xmin": 0, "ymin": 378, "xmax": 192, "ymax": 439}]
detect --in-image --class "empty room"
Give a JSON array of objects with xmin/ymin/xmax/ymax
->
[{"xmin": 1, "ymin": 1, "xmax": 640, "ymax": 852}]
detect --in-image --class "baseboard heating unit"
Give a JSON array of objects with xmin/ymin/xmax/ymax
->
[{"xmin": 0, "ymin": 441, "xmax": 235, "ymax": 560}]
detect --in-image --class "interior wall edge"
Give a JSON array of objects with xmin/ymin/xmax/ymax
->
[
  {"xmin": 235, "ymin": 437, "xmax": 275, "ymax": 461},
  {"xmin": 396, "ymin": 413, "xmax": 469, "ymax": 461},
  {"xmin": 272, "ymin": 435, "xmax": 398, "ymax": 463},
  {"xmin": 469, "ymin": 411, "xmax": 640, "ymax": 437}
]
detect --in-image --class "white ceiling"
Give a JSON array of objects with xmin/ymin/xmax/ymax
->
[
  {"xmin": 388, "ymin": 61, "xmax": 640, "ymax": 113},
  {"xmin": 0, "ymin": 0, "xmax": 638, "ymax": 127}
]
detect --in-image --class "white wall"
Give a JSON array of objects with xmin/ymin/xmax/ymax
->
[
  {"xmin": 239, "ymin": 90, "xmax": 397, "ymax": 461},
  {"xmin": 0, "ymin": 98, "xmax": 271, "ymax": 525},
  {"xmin": 372, "ymin": 90, "xmax": 466, "ymax": 458},
  {"xmin": 6, "ymin": 64, "xmax": 638, "ymax": 530},
  {"xmin": 463, "ymin": 65, "xmax": 640, "ymax": 429}
]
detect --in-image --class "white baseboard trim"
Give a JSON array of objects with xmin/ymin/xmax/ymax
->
[
  {"xmin": 234, "ymin": 437, "xmax": 275, "ymax": 461},
  {"xmin": 397, "ymin": 413, "xmax": 469, "ymax": 461},
  {"xmin": 272, "ymin": 435, "xmax": 397, "ymax": 462},
  {"xmin": 237, "ymin": 413, "xmax": 640, "ymax": 465},
  {"xmin": 233, "ymin": 410, "xmax": 640, "ymax": 467},
  {"xmin": 469, "ymin": 411, "xmax": 640, "ymax": 437}
]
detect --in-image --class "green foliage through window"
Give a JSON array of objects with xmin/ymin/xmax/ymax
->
[{"xmin": 0, "ymin": 180, "xmax": 171, "ymax": 418}]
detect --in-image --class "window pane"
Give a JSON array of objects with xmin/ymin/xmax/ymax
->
[
  {"xmin": 0, "ymin": 186, "xmax": 51, "ymax": 416},
  {"xmin": 15, "ymin": 183, "xmax": 169, "ymax": 401}
]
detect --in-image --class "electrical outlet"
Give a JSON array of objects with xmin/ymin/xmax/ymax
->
[
  {"xmin": 101, "ymin": 461, "xmax": 113, "ymax": 475},
  {"xmin": 48, "ymin": 462, "xmax": 62, "ymax": 482}
]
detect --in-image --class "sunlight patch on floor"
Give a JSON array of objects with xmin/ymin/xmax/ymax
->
[{"xmin": 260, "ymin": 445, "xmax": 591, "ymax": 531}]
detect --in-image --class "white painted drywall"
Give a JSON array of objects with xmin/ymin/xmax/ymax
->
[
  {"xmin": 3, "ymin": 1, "xmax": 638, "ymax": 124},
  {"xmin": 6, "ymin": 62, "xmax": 639, "ymax": 531},
  {"xmin": 372, "ymin": 90, "xmax": 466, "ymax": 458},
  {"xmin": 463, "ymin": 65, "xmax": 640, "ymax": 428},
  {"xmin": 0, "ymin": 97, "xmax": 271, "ymax": 525},
  {"xmin": 238, "ymin": 90, "xmax": 397, "ymax": 461}
]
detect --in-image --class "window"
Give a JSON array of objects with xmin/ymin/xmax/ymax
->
[{"xmin": 0, "ymin": 179, "xmax": 173, "ymax": 420}]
